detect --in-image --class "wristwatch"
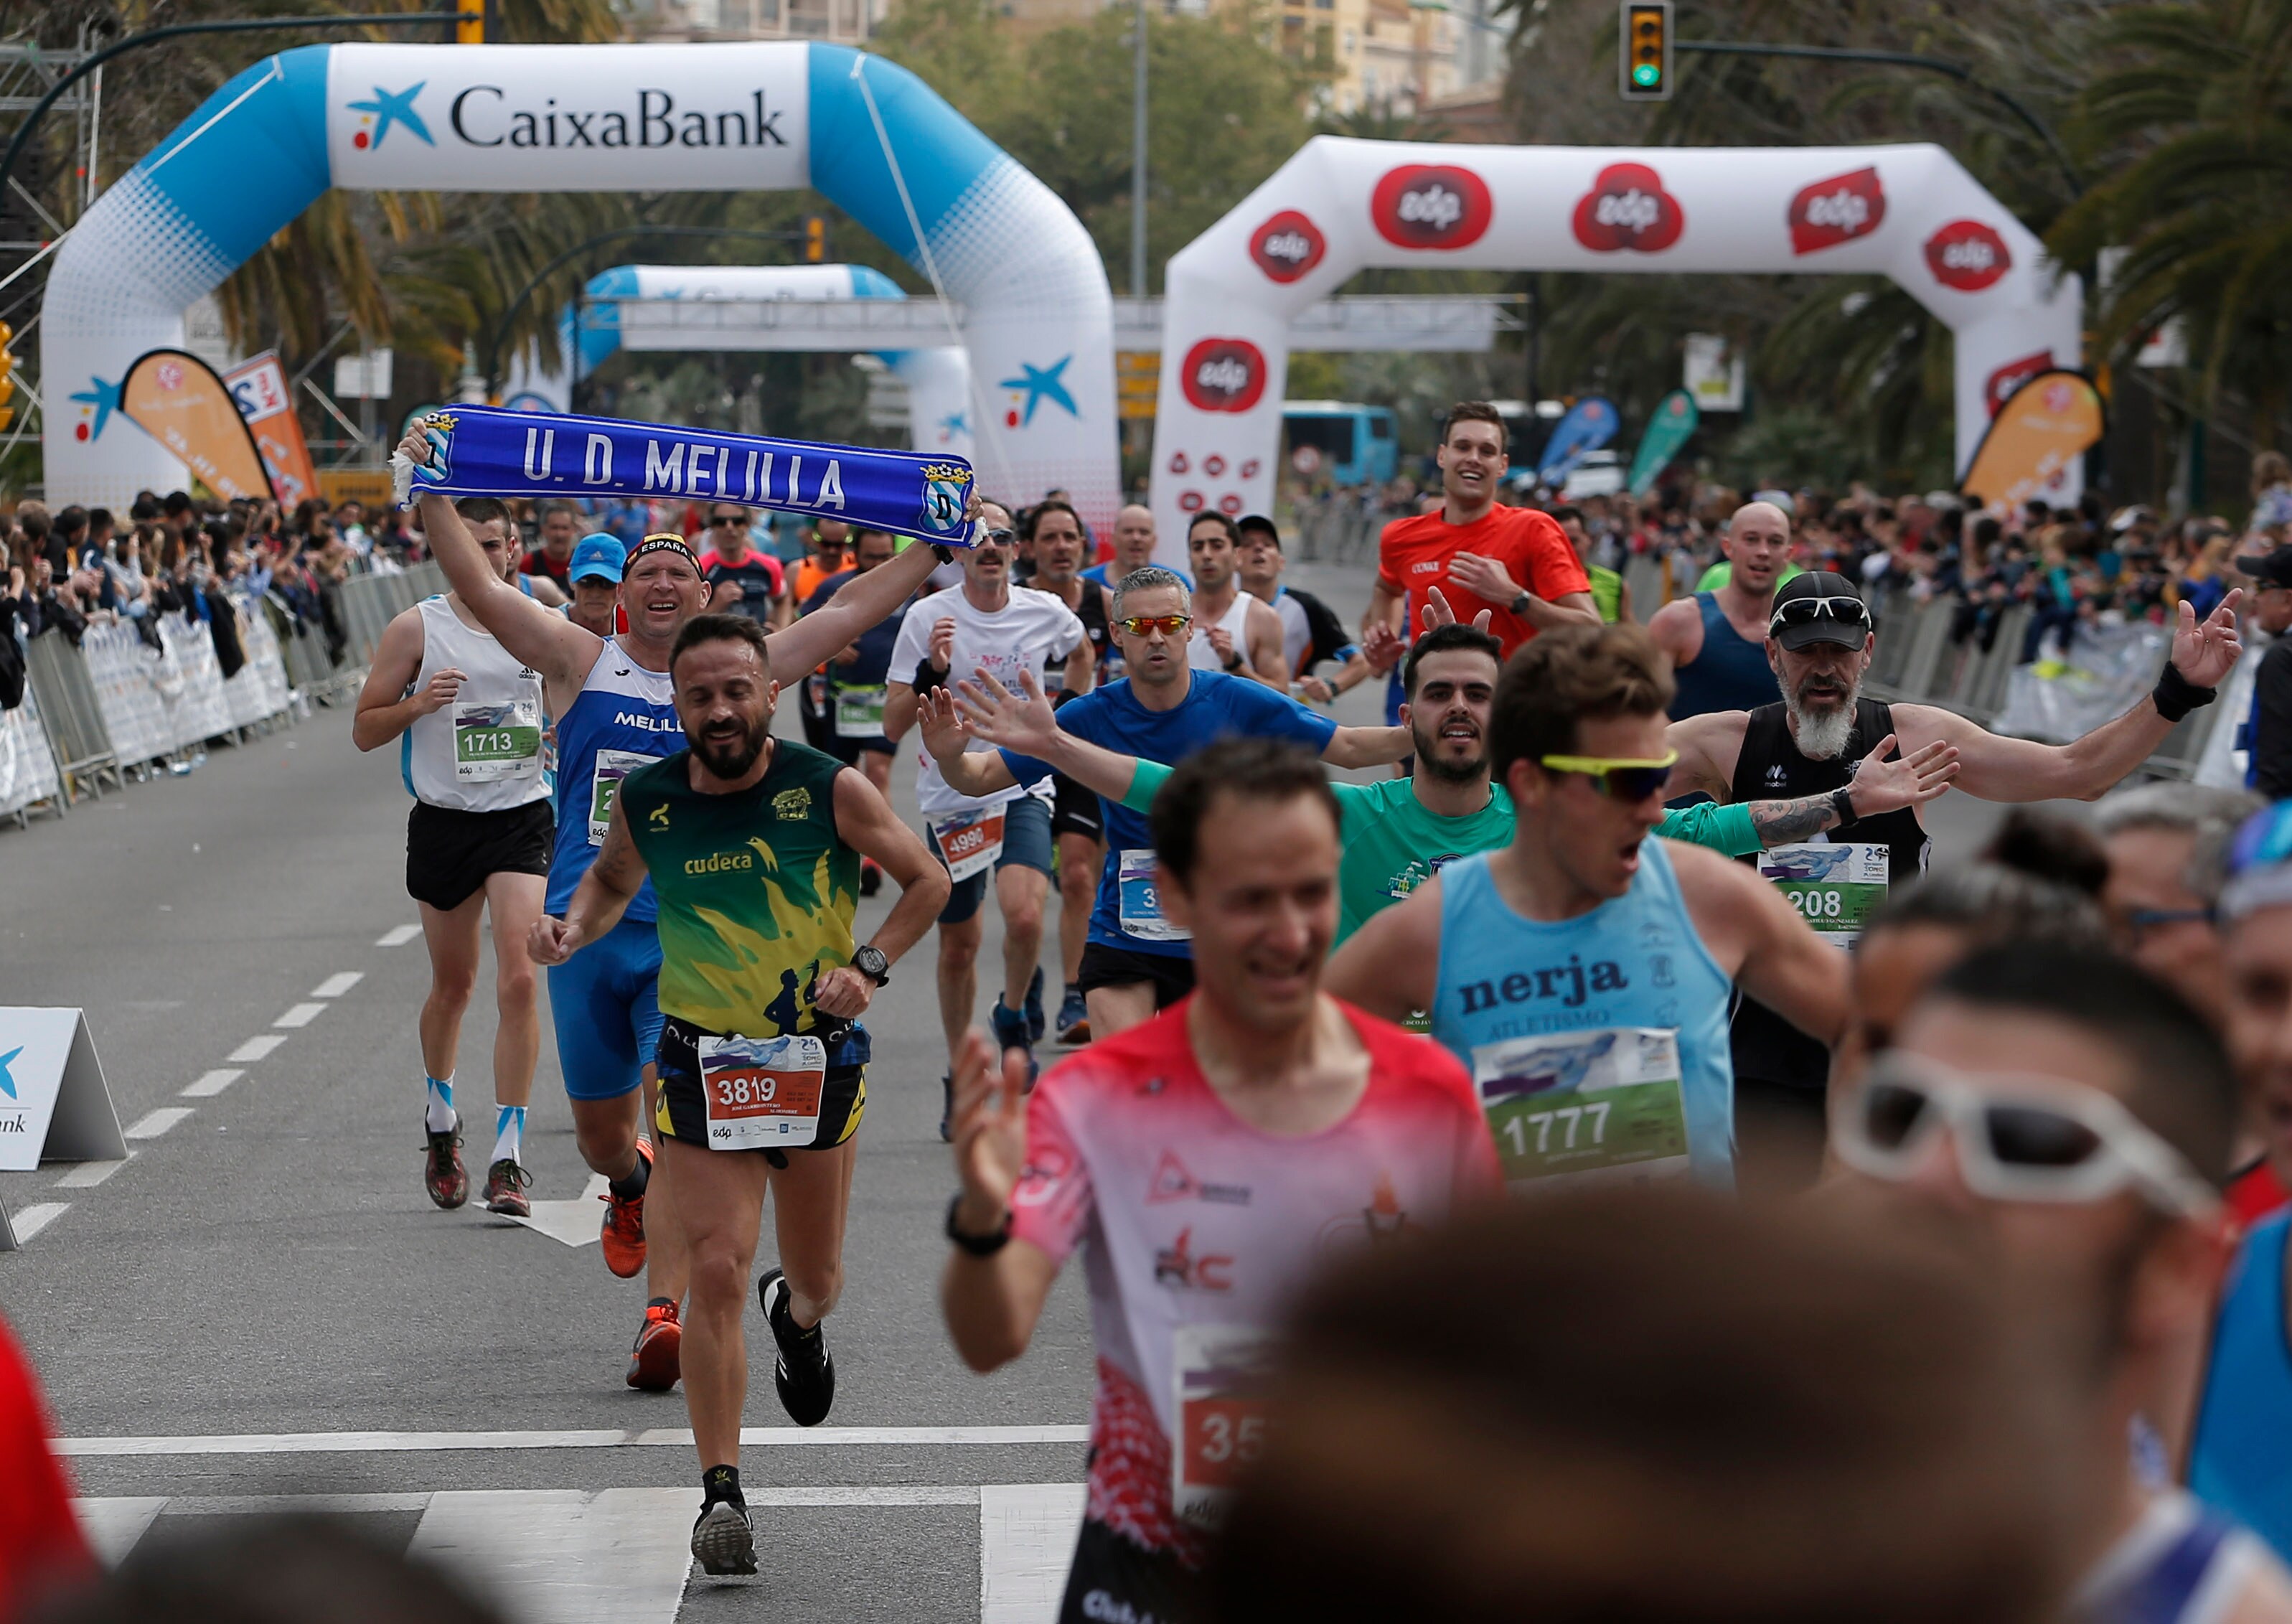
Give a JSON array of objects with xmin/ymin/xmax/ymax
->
[
  {"xmin": 1510, "ymin": 590, "xmax": 1535, "ymax": 618},
  {"xmin": 1829, "ymin": 786, "xmax": 1860, "ymax": 832},
  {"xmin": 852, "ymin": 944, "xmax": 891, "ymax": 987},
  {"xmin": 946, "ymin": 1194, "xmax": 1012, "ymax": 1257},
  {"xmin": 1222, "ymin": 649, "xmax": 1244, "ymax": 672}
]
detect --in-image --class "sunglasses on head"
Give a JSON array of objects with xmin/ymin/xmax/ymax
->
[
  {"xmin": 1539, "ymin": 749, "xmax": 1678, "ymax": 801},
  {"xmin": 1118, "ymin": 613, "xmax": 1193, "ymax": 637},
  {"xmin": 1834, "ymin": 1052, "xmax": 2219, "ymax": 1216},
  {"xmin": 1769, "ymin": 595, "xmax": 1873, "ymax": 635}
]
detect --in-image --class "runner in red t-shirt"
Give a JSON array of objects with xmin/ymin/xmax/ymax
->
[
  {"xmin": 940, "ymin": 738, "xmax": 1500, "ymax": 1624},
  {"xmin": 0, "ymin": 1313, "xmax": 93, "ymax": 1617},
  {"xmin": 1366, "ymin": 402, "xmax": 1597, "ymax": 661}
]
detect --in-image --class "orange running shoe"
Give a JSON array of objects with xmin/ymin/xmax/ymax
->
[
  {"xmin": 626, "ymin": 1297, "xmax": 682, "ymax": 1391},
  {"xmin": 598, "ymin": 1138, "xmax": 651, "ymax": 1278}
]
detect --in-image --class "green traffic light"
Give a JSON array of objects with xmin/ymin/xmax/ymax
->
[{"xmin": 1633, "ymin": 62, "xmax": 1660, "ymax": 86}]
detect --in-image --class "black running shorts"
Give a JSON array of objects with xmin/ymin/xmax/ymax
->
[
  {"xmin": 1056, "ymin": 1519, "xmax": 1203, "ymax": 1624},
  {"xmin": 1051, "ymin": 771, "xmax": 1104, "ymax": 842},
  {"xmin": 652, "ymin": 1014, "xmax": 867, "ymax": 1157},
  {"xmin": 405, "ymin": 798, "xmax": 554, "ymax": 913},
  {"xmin": 1076, "ymin": 942, "xmax": 1195, "ymax": 1010}
]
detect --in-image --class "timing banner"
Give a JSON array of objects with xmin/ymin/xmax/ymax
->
[{"xmin": 401, "ymin": 405, "xmax": 980, "ymax": 545}]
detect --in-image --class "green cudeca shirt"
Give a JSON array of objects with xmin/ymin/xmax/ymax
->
[
  {"xmin": 616, "ymin": 741, "xmax": 859, "ymax": 1038},
  {"xmin": 1119, "ymin": 762, "xmax": 1760, "ymax": 942}
]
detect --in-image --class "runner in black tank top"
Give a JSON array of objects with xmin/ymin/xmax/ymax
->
[{"xmin": 1729, "ymin": 695, "xmax": 1928, "ymax": 1170}]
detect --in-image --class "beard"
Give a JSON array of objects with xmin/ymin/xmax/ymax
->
[
  {"xmin": 1784, "ymin": 671, "xmax": 1860, "ymax": 760},
  {"xmin": 692, "ymin": 711, "xmax": 771, "ymax": 779},
  {"xmin": 1409, "ymin": 718, "xmax": 1485, "ymax": 784}
]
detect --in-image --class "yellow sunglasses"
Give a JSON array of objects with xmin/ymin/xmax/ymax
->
[{"xmin": 1539, "ymin": 749, "xmax": 1678, "ymax": 800}]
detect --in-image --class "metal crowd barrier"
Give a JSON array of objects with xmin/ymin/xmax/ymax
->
[{"xmin": 23, "ymin": 629, "xmax": 121, "ymax": 799}]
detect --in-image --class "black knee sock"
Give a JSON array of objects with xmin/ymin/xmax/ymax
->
[
  {"xmin": 608, "ymin": 1150, "xmax": 651, "ymax": 1203},
  {"xmin": 703, "ymin": 1464, "xmax": 742, "ymax": 1507}
]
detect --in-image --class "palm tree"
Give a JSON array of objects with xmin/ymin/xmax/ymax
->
[{"xmin": 2049, "ymin": 0, "xmax": 2292, "ymax": 443}]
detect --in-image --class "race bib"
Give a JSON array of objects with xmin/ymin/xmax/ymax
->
[
  {"xmin": 1118, "ymin": 848, "xmax": 1190, "ymax": 942},
  {"xmin": 588, "ymin": 748, "xmax": 653, "ymax": 845},
  {"xmin": 698, "ymin": 1033, "xmax": 827, "ymax": 1152},
  {"xmin": 1471, "ymin": 1027, "xmax": 1690, "ymax": 1188},
  {"xmin": 1758, "ymin": 841, "xmax": 1889, "ymax": 946},
  {"xmin": 1172, "ymin": 1324, "xmax": 1277, "ymax": 1534},
  {"xmin": 453, "ymin": 698, "xmax": 543, "ymax": 782},
  {"xmin": 834, "ymin": 684, "xmax": 888, "ymax": 739},
  {"xmin": 930, "ymin": 807, "xmax": 1006, "ymax": 883}
]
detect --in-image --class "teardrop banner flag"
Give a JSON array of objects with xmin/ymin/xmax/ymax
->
[
  {"xmin": 1628, "ymin": 390, "xmax": 1701, "ymax": 497},
  {"xmin": 120, "ymin": 349, "xmax": 275, "ymax": 504},
  {"xmin": 398, "ymin": 405, "xmax": 982, "ymax": 546},
  {"xmin": 1960, "ymin": 370, "xmax": 2105, "ymax": 510},
  {"xmin": 224, "ymin": 351, "xmax": 321, "ymax": 511},
  {"xmin": 1536, "ymin": 396, "xmax": 1620, "ymax": 485}
]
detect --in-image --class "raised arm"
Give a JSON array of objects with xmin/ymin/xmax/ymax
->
[
  {"xmin": 941, "ymin": 1031, "xmax": 1062, "ymax": 1371},
  {"xmin": 1321, "ymin": 723, "xmax": 1414, "ymax": 770},
  {"xmin": 769, "ymin": 540, "xmax": 941, "ymax": 676},
  {"xmin": 351, "ymin": 606, "xmax": 454, "ymax": 752},
  {"xmin": 913, "ymin": 685, "xmax": 1024, "ymax": 799},
  {"xmin": 938, "ymin": 672, "xmax": 1139, "ymax": 803},
  {"xmin": 408, "ymin": 484, "xmax": 597, "ymax": 690}
]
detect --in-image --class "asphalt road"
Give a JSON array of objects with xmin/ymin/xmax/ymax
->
[{"xmin": 0, "ymin": 558, "xmax": 2044, "ymax": 1623}]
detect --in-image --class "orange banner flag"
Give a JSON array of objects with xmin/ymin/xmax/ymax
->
[
  {"xmin": 1960, "ymin": 370, "xmax": 2105, "ymax": 510},
  {"xmin": 120, "ymin": 348, "xmax": 275, "ymax": 504}
]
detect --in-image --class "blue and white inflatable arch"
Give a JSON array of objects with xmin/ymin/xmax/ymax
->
[
  {"xmin": 502, "ymin": 261, "xmax": 976, "ymax": 464},
  {"xmin": 41, "ymin": 42, "xmax": 1113, "ymax": 522}
]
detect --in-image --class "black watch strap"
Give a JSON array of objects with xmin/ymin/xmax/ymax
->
[
  {"xmin": 853, "ymin": 944, "xmax": 890, "ymax": 986},
  {"xmin": 1830, "ymin": 786, "xmax": 1859, "ymax": 831},
  {"xmin": 945, "ymin": 1194, "xmax": 1012, "ymax": 1257}
]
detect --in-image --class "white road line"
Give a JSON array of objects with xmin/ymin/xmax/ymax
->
[
  {"xmin": 309, "ymin": 972, "xmax": 364, "ymax": 998},
  {"xmin": 55, "ymin": 1157, "xmax": 131, "ymax": 1188},
  {"xmin": 414, "ymin": 1489, "xmax": 695, "ymax": 1624},
  {"xmin": 504, "ymin": 1173, "xmax": 610, "ymax": 1247},
  {"xmin": 181, "ymin": 1069, "xmax": 243, "ymax": 1098},
  {"xmin": 227, "ymin": 1034, "xmax": 287, "ymax": 1062},
  {"xmin": 75, "ymin": 1498, "xmax": 166, "ymax": 1567},
  {"xmin": 981, "ymin": 1483, "xmax": 1087, "ymax": 1624},
  {"xmin": 123, "ymin": 1108, "xmax": 194, "ymax": 1140},
  {"xmin": 80, "ymin": 1488, "xmax": 988, "ymax": 1518},
  {"xmin": 57, "ymin": 1424, "xmax": 1091, "ymax": 1457},
  {"xmin": 273, "ymin": 1003, "xmax": 326, "ymax": 1028},
  {"xmin": 9, "ymin": 1203, "xmax": 69, "ymax": 1242},
  {"xmin": 376, "ymin": 924, "xmax": 422, "ymax": 947}
]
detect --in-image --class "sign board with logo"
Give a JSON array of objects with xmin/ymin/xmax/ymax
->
[
  {"xmin": 1147, "ymin": 138, "xmax": 2081, "ymax": 566},
  {"xmin": 1683, "ymin": 333, "xmax": 1745, "ymax": 413},
  {"xmin": 0, "ymin": 1008, "xmax": 128, "ymax": 1248}
]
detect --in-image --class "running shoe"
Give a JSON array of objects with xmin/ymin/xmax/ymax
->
[
  {"xmin": 859, "ymin": 857, "xmax": 883, "ymax": 898},
  {"xmin": 690, "ymin": 1499, "xmax": 756, "ymax": 1577},
  {"xmin": 424, "ymin": 1123, "xmax": 468, "ymax": 1210},
  {"xmin": 990, "ymin": 996, "xmax": 1039, "ymax": 1089},
  {"xmin": 598, "ymin": 1138, "xmax": 652, "ymax": 1278},
  {"xmin": 482, "ymin": 1158, "xmax": 532, "ymax": 1218},
  {"xmin": 1023, "ymin": 964, "xmax": 1047, "ymax": 1044},
  {"xmin": 758, "ymin": 1267, "xmax": 835, "ymax": 1426},
  {"xmin": 1056, "ymin": 985, "xmax": 1091, "ymax": 1046},
  {"xmin": 626, "ymin": 1298, "xmax": 682, "ymax": 1391},
  {"xmin": 939, "ymin": 1071, "xmax": 954, "ymax": 1143}
]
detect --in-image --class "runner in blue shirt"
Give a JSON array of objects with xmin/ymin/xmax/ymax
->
[{"xmin": 920, "ymin": 564, "xmax": 1407, "ymax": 1039}]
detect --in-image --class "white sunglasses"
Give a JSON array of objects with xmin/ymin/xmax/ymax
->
[{"xmin": 1833, "ymin": 1052, "xmax": 2220, "ymax": 1218}]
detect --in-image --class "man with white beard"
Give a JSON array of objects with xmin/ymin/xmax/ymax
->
[{"xmin": 1666, "ymin": 571, "xmax": 2248, "ymax": 1190}]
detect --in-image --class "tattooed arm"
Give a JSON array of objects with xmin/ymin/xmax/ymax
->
[{"xmin": 1750, "ymin": 733, "xmax": 1960, "ymax": 847}]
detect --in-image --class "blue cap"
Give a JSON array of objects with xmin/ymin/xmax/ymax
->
[{"xmin": 568, "ymin": 533, "xmax": 626, "ymax": 584}]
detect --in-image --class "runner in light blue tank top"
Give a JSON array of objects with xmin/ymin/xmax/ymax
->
[
  {"xmin": 2192, "ymin": 1212, "xmax": 2292, "ymax": 1564},
  {"xmin": 1429, "ymin": 840, "xmax": 1738, "ymax": 1186}
]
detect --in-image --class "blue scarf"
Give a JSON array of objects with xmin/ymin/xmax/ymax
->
[{"xmin": 396, "ymin": 405, "xmax": 980, "ymax": 545}]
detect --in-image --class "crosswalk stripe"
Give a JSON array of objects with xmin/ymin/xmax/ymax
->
[
  {"xmin": 57, "ymin": 1424, "xmax": 1091, "ymax": 1457},
  {"xmin": 413, "ymin": 1489, "xmax": 695, "ymax": 1624},
  {"xmin": 980, "ymin": 1483, "xmax": 1087, "ymax": 1624}
]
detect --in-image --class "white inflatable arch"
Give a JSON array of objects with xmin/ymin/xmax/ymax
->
[
  {"xmin": 42, "ymin": 42, "xmax": 1112, "ymax": 520},
  {"xmin": 502, "ymin": 262, "xmax": 975, "ymax": 464},
  {"xmin": 1150, "ymin": 137, "xmax": 2080, "ymax": 550}
]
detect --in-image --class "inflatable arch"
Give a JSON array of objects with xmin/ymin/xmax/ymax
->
[
  {"xmin": 502, "ymin": 261, "xmax": 975, "ymax": 464},
  {"xmin": 42, "ymin": 42, "xmax": 1113, "ymax": 519},
  {"xmin": 1150, "ymin": 137, "xmax": 2080, "ymax": 551}
]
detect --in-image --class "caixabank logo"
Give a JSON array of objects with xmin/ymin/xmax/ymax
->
[
  {"xmin": 1180, "ymin": 338, "xmax": 1267, "ymax": 414},
  {"xmin": 1572, "ymin": 162, "xmax": 1684, "ymax": 254},
  {"xmin": 344, "ymin": 80, "xmax": 793, "ymax": 153},
  {"xmin": 1788, "ymin": 166, "xmax": 1886, "ymax": 255},
  {"xmin": 1250, "ymin": 210, "xmax": 1327, "ymax": 283},
  {"xmin": 1371, "ymin": 165, "xmax": 1493, "ymax": 251},
  {"xmin": 1925, "ymin": 220, "xmax": 2012, "ymax": 292}
]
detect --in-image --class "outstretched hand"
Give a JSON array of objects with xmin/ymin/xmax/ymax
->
[
  {"xmin": 916, "ymin": 686, "xmax": 972, "ymax": 766},
  {"xmin": 1849, "ymin": 734, "xmax": 1959, "ymax": 817},
  {"xmin": 949, "ymin": 1028, "xmax": 1028, "ymax": 1231},
  {"xmin": 2171, "ymin": 588, "xmax": 2244, "ymax": 688},
  {"xmin": 1419, "ymin": 586, "xmax": 1495, "ymax": 637},
  {"xmin": 953, "ymin": 669, "xmax": 1062, "ymax": 757}
]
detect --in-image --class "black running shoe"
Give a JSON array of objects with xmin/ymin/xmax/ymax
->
[
  {"xmin": 690, "ymin": 1499, "xmax": 756, "ymax": 1576},
  {"xmin": 483, "ymin": 1158, "xmax": 532, "ymax": 1218},
  {"xmin": 424, "ymin": 1123, "xmax": 468, "ymax": 1210},
  {"xmin": 1023, "ymin": 964, "xmax": 1046, "ymax": 1044},
  {"xmin": 757, "ymin": 1267, "xmax": 835, "ymax": 1426},
  {"xmin": 939, "ymin": 1071, "xmax": 954, "ymax": 1143}
]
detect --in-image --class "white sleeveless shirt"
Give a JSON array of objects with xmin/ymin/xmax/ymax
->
[
  {"xmin": 402, "ymin": 595, "xmax": 550, "ymax": 812},
  {"xmin": 1186, "ymin": 590, "xmax": 1257, "ymax": 672}
]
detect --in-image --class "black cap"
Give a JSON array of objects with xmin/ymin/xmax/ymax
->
[
  {"xmin": 2246, "ymin": 547, "xmax": 2292, "ymax": 590},
  {"xmin": 1236, "ymin": 512, "xmax": 1281, "ymax": 546},
  {"xmin": 1768, "ymin": 570, "xmax": 1871, "ymax": 651}
]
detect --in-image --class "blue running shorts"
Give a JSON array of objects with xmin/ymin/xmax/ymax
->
[{"xmin": 548, "ymin": 915, "xmax": 663, "ymax": 1101}]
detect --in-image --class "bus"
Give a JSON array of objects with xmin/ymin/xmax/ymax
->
[{"xmin": 1282, "ymin": 401, "xmax": 1399, "ymax": 487}]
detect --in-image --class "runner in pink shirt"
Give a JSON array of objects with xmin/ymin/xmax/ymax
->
[{"xmin": 941, "ymin": 738, "xmax": 1500, "ymax": 1623}]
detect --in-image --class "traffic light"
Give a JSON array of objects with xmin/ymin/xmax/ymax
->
[
  {"xmin": 803, "ymin": 215, "xmax": 827, "ymax": 263},
  {"xmin": 1619, "ymin": 0, "xmax": 1672, "ymax": 100},
  {"xmin": 0, "ymin": 321, "xmax": 15, "ymax": 434},
  {"xmin": 455, "ymin": 0, "xmax": 492, "ymax": 44}
]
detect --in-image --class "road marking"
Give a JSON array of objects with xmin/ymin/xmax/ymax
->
[
  {"xmin": 981, "ymin": 1483, "xmax": 1087, "ymax": 1624},
  {"xmin": 182, "ymin": 1069, "xmax": 243, "ymax": 1098},
  {"xmin": 273, "ymin": 1003, "xmax": 326, "ymax": 1028},
  {"xmin": 413, "ymin": 1489, "xmax": 694, "ymax": 1624},
  {"xmin": 309, "ymin": 972, "xmax": 365, "ymax": 998},
  {"xmin": 377, "ymin": 924, "xmax": 422, "ymax": 947},
  {"xmin": 10, "ymin": 1203, "xmax": 68, "ymax": 1242},
  {"xmin": 57, "ymin": 1425, "xmax": 1091, "ymax": 1457},
  {"xmin": 227, "ymin": 1034, "xmax": 287, "ymax": 1063},
  {"xmin": 77, "ymin": 1498, "xmax": 166, "ymax": 1566},
  {"xmin": 81, "ymin": 1488, "xmax": 990, "ymax": 1518},
  {"xmin": 123, "ymin": 1107, "xmax": 194, "ymax": 1140},
  {"xmin": 503, "ymin": 1173, "xmax": 609, "ymax": 1247},
  {"xmin": 55, "ymin": 1156, "xmax": 131, "ymax": 1188}
]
